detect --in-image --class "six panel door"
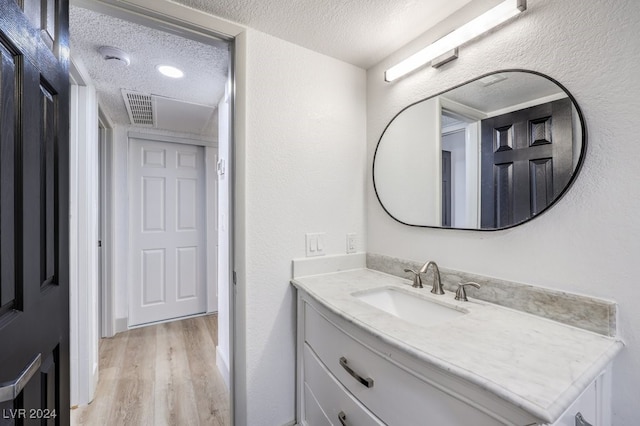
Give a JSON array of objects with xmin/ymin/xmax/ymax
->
[
  {"xmin": 129, "ymin": 139, "xmax": 206, "ymax": 327},
  {"xmin": 480, "ymin": 98, "xmax": 573, "ymax": 228},
  {"xmin": 0, "ymin": 0, "xmax": 70, "ymax": 424}
]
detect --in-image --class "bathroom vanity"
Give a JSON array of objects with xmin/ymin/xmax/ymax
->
[{"xmin": 292, "ymin": 268, "xmax": 622, "ymax": 426}]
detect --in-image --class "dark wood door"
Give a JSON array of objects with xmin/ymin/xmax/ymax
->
[
  {"xmin": 480, "ymin": 98, "xmax": 573, "ymax": 228},
  {"xmin": 0, "ymin": 0, "xmax": 69, "ymax": 424}
]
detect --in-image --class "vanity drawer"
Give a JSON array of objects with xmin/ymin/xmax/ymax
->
[
  {"xmin": 302, "ymin": 382, "xmax": 331, "ymax": 426},
  {"xmin": 550, "ymin": 377, "xmax": 599, "ymax": 426},
  {"xmin": 303, "ymin": 344, "xmax": 384, "ymax": 426},
  {"xmin": 304, "ymin": 303, "xmax": 502, "ymax": 426}
]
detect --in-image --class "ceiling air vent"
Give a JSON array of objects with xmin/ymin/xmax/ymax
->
[{"xmin": 122, "ymin": 89, "xmax": 155, "ymax": 126}]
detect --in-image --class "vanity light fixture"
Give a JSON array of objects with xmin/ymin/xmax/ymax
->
[
  {"xmin": 384, "ymin": 0, "xmax": 526, "ymax": 82},
  {"xmin": 156, "ymin": 65, "xmax": 184, "ymax": 78}
]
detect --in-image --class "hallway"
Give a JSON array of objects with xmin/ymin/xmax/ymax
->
[{"xmin": 71, "ymin": 315, "xmax": 229, "ymax": 425}]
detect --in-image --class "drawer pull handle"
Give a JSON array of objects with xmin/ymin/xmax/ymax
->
[
  {"xmin": 339, "ymin": 356, "xmax": 374, "ymax": 388},
  {"xmin": 575, "ymin": 413, "xmax": 594, "ymax": 426},
  {"xmin": 338, "ymin": 411, "xmax": 348, "ymax": 426}
]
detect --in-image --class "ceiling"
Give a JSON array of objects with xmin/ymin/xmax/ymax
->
[
  {"xmin": 69, "ymin": 0, "xmax": 492, "ymax": 133},
  {"xmin": 70, "ymin": 6, "xmax": 229, "ymax": 136},
  {"xmin": 170, "ymin": 0, "xmax": 476, "ymax": 68},
  {"xmin": 443, "ymin": 72, "xmax": 566, "ymax": 114},
  {"xmin": 441, "ymin": 72, "xmax": 566, "ymax": 130}
]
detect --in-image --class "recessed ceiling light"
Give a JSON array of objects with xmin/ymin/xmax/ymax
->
[{"xmin": 156, "ymin": 65, "xmax": 184, "ymax": 78}]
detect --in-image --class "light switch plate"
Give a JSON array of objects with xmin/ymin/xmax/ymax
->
[{"xmin": 306, "ymin": 233, "xmax": 326, "ymax": 257}]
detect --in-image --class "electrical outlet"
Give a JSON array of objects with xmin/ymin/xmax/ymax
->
[
  {"xmin": 306, "ymin": 233, "xmax": 326, "ymax": 257},
  {"xmin": 346, "ymin": 233, "xmax": 357, "ymax": 254}
]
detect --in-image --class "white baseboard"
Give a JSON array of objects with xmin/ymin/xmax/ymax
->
[
  {"xmin": 216, "ymin": 346, "xmax": 230, "ymax": 390},
  {"xmin": 115, "ymin": 317, "xmax": 128, "ymax": 333}
]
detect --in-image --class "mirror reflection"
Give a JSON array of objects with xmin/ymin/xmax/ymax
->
[{"xmin": 373, "ymin": 71, "xmax": 585, "ymax": 230}]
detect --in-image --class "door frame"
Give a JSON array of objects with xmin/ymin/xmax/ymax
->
[
  {"xmin": 441, "ymin": 99, "xmax": 484, "ymax": 229},
  {"xmin": 69, "ymin": 0, "xmax": 241, "ymax": 420},
  {"xmin": 69, "ymin": 58, "xmax": 101, "ymax": 407},
  {"xmin": 125, "ymin": 133, "xmax": 218, "ymax": 327},
  {"xmin": 98, "ymin": 108, "xmax": 115, "ymax": 338}
]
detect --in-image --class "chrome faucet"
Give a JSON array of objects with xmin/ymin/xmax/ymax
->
[
  {"xmin": 419, "ymin": 261, "xmax": 444, "ymax": 295},
  {"xmin": 455, "ymin": 282, "xmax": 481, "ymax": 301},
  {"xmin": 403, "ymin": 269, "xmax": 423, "ymax": 288}
]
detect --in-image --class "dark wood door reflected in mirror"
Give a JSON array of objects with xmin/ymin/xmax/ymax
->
[{"xmin": 373, "ymin": 70, "xmax": 586, "ymax": 230}]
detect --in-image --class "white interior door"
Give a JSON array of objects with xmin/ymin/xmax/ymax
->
[{"xmin": 129, "ymin": 138, "xmax": 206, "ymax": 326}]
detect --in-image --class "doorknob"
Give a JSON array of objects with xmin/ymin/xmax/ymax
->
[{"xmin": 0, "ymin": 354, "xmax": 42, "ymax": 402}]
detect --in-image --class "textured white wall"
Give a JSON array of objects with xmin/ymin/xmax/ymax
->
[
  {"xmin": 375, "ymin": 96, "xmax": 441, "ymax": 224},
  {"xmin": 237, "ymin": 29, "xmax": 367, "ymax": 425},
  {"xmin": 366, "ymin": 0, "xmax": 640, "ymax": 423}
]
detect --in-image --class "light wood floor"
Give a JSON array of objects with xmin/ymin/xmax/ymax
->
[{"xmin": 71, "ymin": 315, "xmax": 230, "ymax": 426}]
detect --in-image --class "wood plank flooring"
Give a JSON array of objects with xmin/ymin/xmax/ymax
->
[{"xmin": 71, "ymin": 315, "xmax": 230, "ymax": 425}]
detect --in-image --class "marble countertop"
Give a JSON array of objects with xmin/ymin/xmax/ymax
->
[{"xmin": 292, "ymin": 268, "xmax": 624, "ymax": 424}]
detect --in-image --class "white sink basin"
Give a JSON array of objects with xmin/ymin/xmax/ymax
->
[{"xmin": 353, "ymin": 287, "xmax": 465, "ymax": 326}]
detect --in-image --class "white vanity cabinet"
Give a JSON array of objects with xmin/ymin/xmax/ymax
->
[
  {"xmin": 549, "ymin": 377, "xmax": 608, "ymax": 426},
  {"xmin": 296, "ymin": 288, "xmax": 611, "ymax": 426}
]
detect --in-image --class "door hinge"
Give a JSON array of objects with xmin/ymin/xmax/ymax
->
[
  {"xmin": 98, "ymin": 240, "xmax": 102, "ymax": 247},
  {"xmin": 233, "ymin": 271, "xmax": 237, "ymax": 285}
]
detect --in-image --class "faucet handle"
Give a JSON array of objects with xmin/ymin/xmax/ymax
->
[
  {"xmin": 404, "ymin": 269, "xmax": 423, "ymax": 288},
  {"xmin": 455, "ymin": 282, "xmax": 481, "ymax": 302}
]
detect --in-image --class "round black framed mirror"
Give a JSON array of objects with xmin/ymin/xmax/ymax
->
[{"xmin": 373, "ymin": 70, "xmax": 586, "ymax": 230}]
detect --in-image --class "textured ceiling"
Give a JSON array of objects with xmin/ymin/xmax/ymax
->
[
  {"xmin": 70, "ymin": 6, "xmax": 229, "ymax": 133},
  {"xmin": 170, "ymin": 0, "xmax": 474, "ymax": 68},
  {"xmin": 443, "ymin": 72, "xmax": 565, "ymax": 114},
  {"xmin": 69, "ymin": 1, "xmax": 504, "ymax": 130}
]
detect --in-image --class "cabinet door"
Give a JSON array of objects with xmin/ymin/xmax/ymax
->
[
  {"xmin": 302, "ymin": 382, "xmax": 331, "ymax": 426},
  {"xmin": 304, "ymin": 345, "xmax": 385, "ymax": 426},
  {"xmin": 304, "ymin": 303, "xmax": 503, "ymax": 426},
  {"xmin": 550, "ymin": 379, "xmax": 598, "ymax": 426}
]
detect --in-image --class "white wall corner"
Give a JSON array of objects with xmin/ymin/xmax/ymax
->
[{"xmin": 216, "ymin": 346, "xmax": 230, "ymax": 391}]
